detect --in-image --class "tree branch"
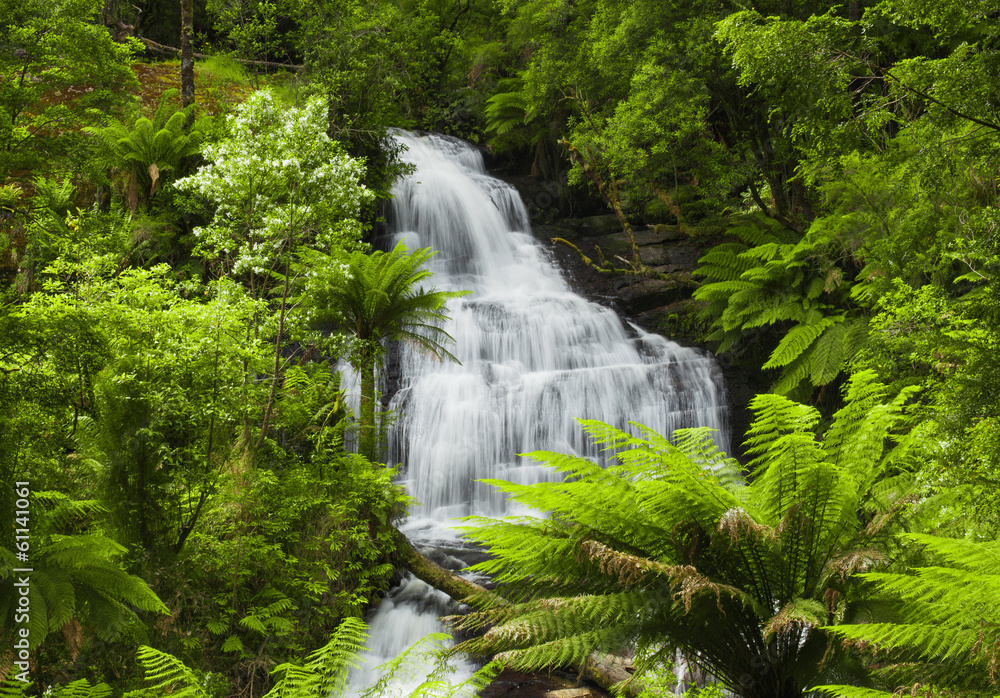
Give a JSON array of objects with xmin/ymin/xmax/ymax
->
[
  {"xmin": 559, "ymin": 135, "xmax": 643, "ymax": 272},
  {"xmin": 550, "ymin": 238, "xmax": 699, "ymax": 292},
  {"xmin": 885, "ymin": 70, "xmax": 1000, "ymax": 134}
]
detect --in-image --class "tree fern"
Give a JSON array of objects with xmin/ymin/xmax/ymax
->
[
  {"xmin": 816, "ymin": 534, "xmax": 1000, "ymax": 698},
  {"xmin": 300, "ymin": 242, "xmax": 468, "ymax": 460},
  {"xmin": 694, "ymin": 215, "xmax": 865, "ymax": 396},
  {"xmin": 0, "ymin": 492, "xmax": 168, "ymax": 657},
  {"xmin": 86, "ymin": 89, "xmax": 209, "ymax": 212},
  {"xmin": 453, "ymin": 372, "xmax": 925, "ymax": 698}
]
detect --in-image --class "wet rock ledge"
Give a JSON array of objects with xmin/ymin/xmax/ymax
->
[{"xmin": 533, "ymin": 214, "xmax": 713, "ymax": 343}]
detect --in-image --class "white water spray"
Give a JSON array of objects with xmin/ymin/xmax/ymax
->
[{"xmin": 348, "ymin": 131, "xmax": 729, "ymax": 694}]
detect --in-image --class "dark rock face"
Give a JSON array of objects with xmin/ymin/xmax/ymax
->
[
  {"xmin": 481, "ymin": 670, "xmax": 608, "ymax": 698},
  {"xmin": 535, "ymin": 218, "xmax": 708, "ymax": 320},
  {"xmin": 611, "ymin": 276, "xmax": 690, "ymax": 314}
]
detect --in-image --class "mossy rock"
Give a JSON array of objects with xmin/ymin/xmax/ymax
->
[
  {"xmin": 642, "ymin": 198, "xmax": 677, "ymax": 225},
  {"xmin": 651, "ymin": 299, "xmax": 712, "ymax": 342}
]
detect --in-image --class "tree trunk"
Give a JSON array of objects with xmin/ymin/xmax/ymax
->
[
  {"xmin": 391, "ymin": 527, "xmax": 495, "ymax": 605},
  {"xmin": 180, "ymin": 0, "xmax": 194, "ymax": 119},
  {"xmin": 389, "ymin": 527, "xmax": 645, "ymax": 697},
  {"xmin": 359, "ymin": 359, "xmax": 377, "ymax": 462},
  {"xmin": 256, "ymin": 258, "xmax": 291, "ymax": 451}
]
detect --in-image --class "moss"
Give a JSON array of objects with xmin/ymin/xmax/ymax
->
[{"xmin": 653, "ymin": 299, "xmax": 712, "ymax": 342}]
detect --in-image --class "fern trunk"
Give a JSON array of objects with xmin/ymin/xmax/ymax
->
[{"xmin": 359, "ymin": 359, "xmax": 377, "ymax": 462}]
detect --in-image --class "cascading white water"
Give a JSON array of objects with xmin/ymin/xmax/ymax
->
[{"xmin": 348, "ymin": 131, "xmax": 729, "ymax": 694}]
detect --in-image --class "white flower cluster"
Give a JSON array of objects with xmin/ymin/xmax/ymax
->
[{"xmin": 176, "ymin": 90, "xmax": 374, "ymax": 276}]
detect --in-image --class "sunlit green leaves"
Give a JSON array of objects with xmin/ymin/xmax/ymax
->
[
  {"xmin": 457, "ymin": 373, "xmax": 923, "ymax": 696},
  {"xmin": 176, "ymin": 89, "xmax": 372, "ymax": 281}
]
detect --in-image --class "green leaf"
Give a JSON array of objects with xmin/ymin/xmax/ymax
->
[
  {"xmin": 221, "ymin": 636, "xmax": 245, "ymax": 654},
  {"xmin": 763, "ymin": 316, "xmax": 839, "ymax": 370},
  {"xmin": 810, "ymin": 322, "xmax": 846, "ymax": 386}
]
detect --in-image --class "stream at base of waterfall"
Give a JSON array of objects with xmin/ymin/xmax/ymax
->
[{"xmin": 344, "ymin": 131, "xmax": 729, "ymax": 696}]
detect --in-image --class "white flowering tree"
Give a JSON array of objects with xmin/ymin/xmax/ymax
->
[
  {"xmin": 177, "ymin": 89, "xmax": 374, "ymax": 448},
  {"xmin": 177, "ymin": 90, "xmax": 371, "ymax": 289}
]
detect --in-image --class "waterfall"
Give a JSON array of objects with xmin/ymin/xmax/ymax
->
[{"xmin": 347, "ymin": 131, "xmax": 729, "ymax": 694}]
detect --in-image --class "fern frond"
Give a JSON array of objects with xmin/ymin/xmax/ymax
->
[
  {"xmin": 762, "ymin": 316, "xmax": 840, "ymax": 370},
  {"xmin": 694, "ymin": 243, "xmax": 754, "ymax": 281},
  {"xmin": 812, "ymin": 686, "xmax": 903, "ymax": 698},
  {"xmin": 53, "ymin": 680, "xmax": 113, "ymax": 698},
  {"xmin": 729, "ymin": 218, "xmax": 787, "ymax": 246},
  {"xmin": 770, "ymin": 343, "xmax": 814, "ymax": 395},
  {"xmin": 357, "ymin": 632, "xmax": 450, "ymax": 698},
  {"xmin": 822, "ymin": 534, "xmax": 1000, "ymax": 695},
  {"xmin": 265, "ymin": 617, "xmax": 368, "ymax": 698},
  {"xmin": 763, "ymin": 597, "xmax": 828, "ymax": 640},
  {"xmin": 486, "ymin": 627, "xmax": 628, "ymax": 673},
  {"xmin": 485, "ymin": 90, "xmax": 529, "ymax": 135},
  {"xmin": 693, "ymin": 279, "xmax": 760, "ymax": 301},
  {"xmin": 841, "ymin": 316, "xmax": 870, "ymax": 361},
  {"xmin": 239, "ymin": 614, "xmax": 268, "ymax": 635},
  {"xmin": 825, "ymin": 372, "xmax": 920, "ymax": 487},
  {"xmin": 0, "ymin": 676, "xmax": 27, "ymax": 698},
  {"xmin": 810, "ymin": 322, "xmax": 846, "ymax": 386},
  {"xmin": 127, "ymin": 646, "xmax": 208, "ymax": 698},
  {"xmin": 905, "ymin": 533, "xmax": 1000, "ymax": 574}
]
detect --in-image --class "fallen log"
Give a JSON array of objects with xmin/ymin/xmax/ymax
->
[
  {"xmin": 138, "ymin": 37, "xmax": 304, "ymax": 73},
  {"xmin": 389, "ymin": 527, "xmax": 644, "ymax": 697}
]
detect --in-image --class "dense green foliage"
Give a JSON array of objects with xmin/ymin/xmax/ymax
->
[
  {"xmin": 0, "ymin": 23, "xmax": 403, "ymax": 692},
  {"xmin": 0, "ymin": 0, "xmax": 138, "ymax": 180},
  {"xmin": 3, "ymin": 0, "xmax": 1000, "ymax": 693},
  {"xmin": 817, "ymin": 534, "xmax": 1000, "ymax": 697},
  {"xmin": 456, "ymin": 372, "xmax": 925, "ymax": 697}
]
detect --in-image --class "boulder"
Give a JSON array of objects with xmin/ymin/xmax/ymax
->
[
  {"xmin": 608, "ymin": 225, "xmax": 685, "ymax": 246},
  {"xmin": 613, "ymin": 277, "xmax": 692, "ymax": 314}
]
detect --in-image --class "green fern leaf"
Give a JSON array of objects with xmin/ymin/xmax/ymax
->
[
  {"xmin": 841, "ymin": 317, "xmax": 870, "ymax": 361},
  {"xmin": 53, "ymin": 680, "xmax": 113, "ymax": 698},
  {"xmin": 127, "ymin": 646, "xmax": 208, "ymax": 698},
  {"xmin": 485, "ymin": 90, "xmax": 528, "ymax": 135},
  {"xmin": 812, "ymin": 687, "xmax": 901, "ymax": 698},
  {"xmin": 692, "ymin": 279, "xmax": 759, "ymax": 302},
  {"xmin": 810, "ymin": 322, "xmax": 846, "ymax": 386},
  {"xmin": 763, "ymin": 316, "xmax": 839, "ymax": 370},
  {"xmin": 265, "ymin": 617, "xmax": 368, "ymax": 698},
  {"xmin": 221, "ymin": 635, "xmax": 244, "ymax": 653},
  {"xmin": 694, "ymin": 243, "xmax": 754, "ymax": 280},
  {"xmin": 0, "ymin": 676, "xmax": 27, "ymax": 698},
  {"xmin": 239, "ymin": 613, "xmax": 267, "ymax": 635}
]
